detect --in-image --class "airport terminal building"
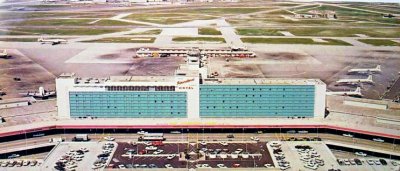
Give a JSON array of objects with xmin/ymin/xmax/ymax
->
[
  {"xmin": 56, "ymin": 74, "xmax": 326, "ymax": 119},
  {"xmin": 56, "ymin": 52, "xmax": 326, "ymax": 119}
]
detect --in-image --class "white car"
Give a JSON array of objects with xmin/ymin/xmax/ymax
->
[
  {"xmin": 217, "ymin": 164, "xmax": 227, "ymax": 168},
  {"xmin": 342, "ymin": 134, "xmax": 353, "ymax": 138},
  {"xmin": 80, "ymin": 147, "xmax": 89, "ymax": 152},
  {"xmin": 145, "ymin": 146, "xmax": 157, "ymax": 150},
  {"xmin": 144, "ymin": 141, "xmax": 152, "ymax": 146},
  {"xmin": 220, "ymin": 142, "xmax": 228, "ymax": 146},
  {"xmin": 373, "ymin": 138, "xmax": 384, "ymax": 143},
  {"xmin": 103, "ymin": 136, "xmax": 115, "ymax": 141},
  {"xmin": 118, "ymin": 164, "xmax": 126, "ymax": 169},
  {"xmin": 250, "ymin": 137, "xmax": 260, "ymax": 141},
  {"xmin": 264, "ymin": 164, "xmax": 273, "ymax": 168},
  {"xmin": 167, "ymin": 154, "xmax": 176, "ymax": 160},
  {"xmin": 165, "ymin": 164, "xmax": 173, "ymax": 168},
  {"xmin": 235, "ymin": 148, "xmax": 244, "ymax": 154},
  {"xmin": 355, "ymin": 152, "xmax": 367, "ymax": 157},
  {"xmin": 202, "ymin": 164, "xmax": 211, "ymax": 168},
  {"xmin": 199, "ymin": 141, "xmax": 207, "ymax": 146},
  {"xmin": 349, "ymin": 159, "xmax": 356, "ymax": 165},
  {"xmin": 367, "ymin": 159, "xmax": 375, "ymax": 165},
  {"xmin": 137, "ymin": 131, "xmax": 148, "ymax": 135},
  {"xmin": 153, "ymin": 149, "xmax": 164, "ymax": 154}
]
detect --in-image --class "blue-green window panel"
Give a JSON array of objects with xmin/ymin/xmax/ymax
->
[
  {"xmin": 199, "ymin": 85, "xmax": 315, "ymax": 117},
  {"xmin": 69, "ymin": 91, "xmax": 187, "ymax": 118}
]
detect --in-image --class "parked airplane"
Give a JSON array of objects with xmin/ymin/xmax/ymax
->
[
  {"xmin": 38, "ymin": 37, "xmax": 67, "ymax": 45},
  {"xmin": 336, "ymin": 75, "xmax": 373, "ymax": 85},
  {"xmin": 348, "ymin": 65, "xmax": 381, "ymax": 74},
  {"xmin": 0, "ymin": 49, "xmax": 10, "ymax": 58},
  {"xmin": 19, "ymin": 87, "xmax": 56, "ymax": 99},
  {"xmin": 326, "ymin": 87, "xmax": 362, "ymax": 97}
]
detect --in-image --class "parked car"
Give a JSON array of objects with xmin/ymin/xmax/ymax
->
[
  {"xmin": 118, "ymin": 164, "xmax": 126, "ymax": 169},
  {"xmin": 373, "ymin": 138, "xmax": 384, "ymax": 143},
  {"xmin": 167, "ymin": 154, "xmax": 176, "ymax": 160},
  {"xmin": 103, "ymin": 136, "xmax": 115, "ymax": 141},
  {"xmin": 379, "ymin": 159, "xmax": 387, "ymax": 165},
  {"xmin": 145, "ymin": 146, "xmax": 157, "ymax": 150},
  {"xmin": 8, "ymin": 154, "xmax": 20, "ymax": 159},
  {"xmin": 165, "ymin": 164, "xmax": 173, "ymax": 168},
  {"xmin": 342, "ymin": 134, "xmax": 353, "ymax": 138},
  {"xmin": 354, "ymin": 158, "xmax": 362, "ymax": 165},
  {"xmin": 355, "ymin": 152, "xmax": 367, "ymax": 157},
  {"xmin": 199, "ymin": 141, "xmax": 207, "ymax": 146},
  {"xmin": 217, "ymin": 164, "xmax": 227, "ymax": 168},
  {"xmin": 220, "ymin": 142, "xmax": 228, "ymax": 146},
  {"xmin": 153, "ymin": 149, "xmax": 164, "ymax": 154},
  {"xmin": 137, "ymin": 131, "xmax": 148, "ymax": 135},
  {"xmin": 250, "ymin": 137, "xmax": 260, "ymax": 141},
  {"xmin": 374, "ymin": 159, "xmax": 381, "ymax": 165},
  {"xmin": 367, "ymin": 159, "xmax": 375, "ymax": 165}
]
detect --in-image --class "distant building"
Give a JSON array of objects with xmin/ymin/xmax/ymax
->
[
  {"xmin": 0, "ymin": 98, "xmax": 32, "ymax": 109},
  {"xmin": 294, "ymin": 10, "xmax": 336, "ymax": 19},
  {"xmin": 56, "ymin": 50, "xmax": 326, "ymax": 119}
]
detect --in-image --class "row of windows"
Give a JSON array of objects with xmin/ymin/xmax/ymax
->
[
  {"xmin": 70, "ymin": 100, "xmax": 187, "ymax": 104},
  {"xmin": 200, "ymin": 89, "xmax": 314, "ymax": 92},
  {"xmin": 70, "ymin": 91, "xmax": 187, "ymax": 118},
  {"xmin": 105, "ymin": 86, "xmax": 176, "ymax": 92},
  {"xmin": 200, "ymin": 106, "xmax": 313, "ymax": 109},
  {"xmin": 71, "ymin": 113, "xmax": 186, "ymax": 118},
  {"xmin": 200, "ymin": 101, "xmax": 314, "ymax": 104},
  {"xmin": 200, "ymin": 91, "xmax": 314, "ymax": 97}
]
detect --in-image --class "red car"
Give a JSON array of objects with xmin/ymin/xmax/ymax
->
[
  {"xmin": 233, "ymin": 164, "xmax": 240, "ymax": 168},
  {"xmin": 152, "ymin": 141, "xmax": 164, "ymax": 146},
  {"xmin": 139, "ymin": 150, "xmax": 147, "ymax": 155}
]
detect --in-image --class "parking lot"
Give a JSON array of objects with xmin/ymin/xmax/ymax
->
[
  {"xmin": 41, "ymin": 142, "xmax": 116, "ymax": 171},
  {"xmin": 276, "ymin": 141, "xmax": 339, "ymax": 170},
  {"xmin": 333, "ymin": 150, "xmax": 400, "ymax": 171},
  {"xmin": 109, "ymin": 141, "xmax": 273, "ymax": 169}
]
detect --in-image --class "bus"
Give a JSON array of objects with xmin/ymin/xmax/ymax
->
[{"xmin": 138, "ymin": 133, "xmax": 165, "ymax": 141}]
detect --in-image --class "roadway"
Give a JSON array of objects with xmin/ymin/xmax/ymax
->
[{"xmin": 0, "ymin": 133, "xmax": 398, "ymax": 156}]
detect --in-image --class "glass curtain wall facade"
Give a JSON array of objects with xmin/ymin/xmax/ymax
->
[
  {"xmin": 199, "ymin": 85, "xmax": 315, "ymax": 117},
  {"xmin": 69, "ymin": 91, "xmax": 187, "ymax": 118}
]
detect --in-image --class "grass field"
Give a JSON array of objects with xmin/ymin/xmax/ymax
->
[
  {"xmin": 12, "ymin": 19, "xmax": 94, "ymax": 26},
  {"xmin": 12, "ymin": 19, "xmax": 144, "ymax": 26},
  {"xmin": 172, "ymin": 37, "xmax": 226, "ymax": 43},
  {"xmin": 92, "ymin": 19, "xmax": 145, "ymax": 26},
  {"xmin": 175, "ymin": 7, "xmax": 272, "ymax": 15},
  {"xmin": 236, "ymin": 28, "xmax": 283, "ymax": 36},
  {"xmin": 128, "ymin": 29, "xmax": 162, "ymax": 35},
  {"xmin": 198, "ymin": 28, "xmax": 222, "ymax": 35},
  {"xmin": 123, "ymin": 13, "xmax": 216, "ymax": 25},
  {"xmin": 241, "ymin": 37, "xmax": 352, "ymax": 46},
  {"xmin": 358, "ymin": 39, "xmax": 400, "ymax": 46},
  {"xmin": 5, "ymin": 28, "xmax": 127, "ymax": 35},
  {"xmin": 236, "ymin": 28, "xmax": 400, "ymax": 37},
  {"xmin": 0, "ymin": 38, "xmax": 37, "ymax": 42},
  {"xmin": 27, "ymin": 4, "xmax": 71, "ymax": 8},
  {"xmin": 265, "ymin": 10, "xmax": 294, "ymax": 15},
  {"xmin": 82, "ymin": 37, "xmax": 155, "ymax": 43}
]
